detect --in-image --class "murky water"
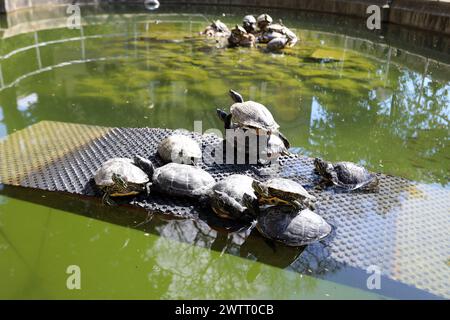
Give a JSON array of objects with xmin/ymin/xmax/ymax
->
[{"xmin": 0, "ymin": 6, "xmax": 449, "ymax": 299}]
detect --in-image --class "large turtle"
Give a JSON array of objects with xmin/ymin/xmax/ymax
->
[
  {"xmin": 254, "ymin": 206, "xmax": 332, "ymax": 247},
  {"xmin": 252, "ymin": 178, "xmax": 316, "ymax": 209},
  {"xmin": 314, "ymin": 158, "xmax": 379, "ymax": 191},
  {"xmin": 158, "ymin": 134, "xmax": 202, "ymax": 165},
  {"xmin": 151, "ymin": 162, "xmax": 215, "ymax": 199},
  {"xmin": 220, "ymin": 89, "xmax": 290, "ymax": 147},
  {"xmin": 210, "ymin": 174, "xmax": 258, "ymax": 221},
  {"xmin": 94, "ymin": 157, "xmax": 151, "ymax": 204},
  {"xmin": 216, "ymin": 108, "xmax": 289, "ymax": 161}
]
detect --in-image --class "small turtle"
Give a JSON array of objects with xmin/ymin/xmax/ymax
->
[
  {"xmin": 216, "ymin": 109, "xmax": 289, "ymax": 161},
  {"xmin": 152, "ymin": 162, "xmax": 215, "ymax": 198},
  {"xmin": 94, "ymin": 157, "xmax": 151, "ymax": 204},
  {"xmin": 202, "ymin": 20, "xmax": 230, "ymax": 37},
  {"xmin": 228, "ymin": 25, "xmax": 256, "ymax": 47},
  {"xmin": 252, "ymin": 178, "xmax": 316, "ymax": 209},
  {"xmin": 210, "ymin": 174, "xmax": 258, "ymax": 221},
  {"xmin": 158, "ymin": 134, "xmax": 202, "ymax": 165},
  {"xmin": 314, "ymin": 158, "xmax": 379, "ymax": 191},
  {"xmin": 267, "ymin": 24, "xmax": 298, "ymax": 47},
  {"xmin": 254, "ymin": 206, "xmax": 332, "ymax": 247},
  {"xmin": 242, "ymin": 15, "xmax": 257, "ymax": 33},
  {"xmin": 221, "ymin": 89, "xmax": 290, "ymax": 148},
  {"xmin": 256, "ymin": 13, "xmax": 273, "ymax": 31}
]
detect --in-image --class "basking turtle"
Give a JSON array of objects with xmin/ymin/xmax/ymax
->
[
  {"xmin": 228, "ymin": 25, "xmax": 256, "ymax": 47},
  {"xmin": 210, "ymin": 174, "xmax": 258, "ymax": 221},
  {"xmin": 242, "ymin": 15, "xmax": 257, "ymax": 33},
  {"xmin": 216, "ymin": 108, "xmax": 289, "ymax": 161},
  {"xmin": 252, "ymin": 178, "xmax": 316, "ymax": 209},
  {"xmin": 158, "ymin": 134, "xmax": 202, "ymax": 165},
  {"xmin": 256, "ymin": 13, "xmax": 273, "ymax": 31},
  {"xmin": 314, "ymin": 158, "xmax": 379, "ymax": 191},
  {"xmin": 94, "ymin": 157, "xmax": 151, "ymax": 204},
  {"xmin": 152, "ymin": 162, "xmax": 215, "ymax": 198},
  {"xmin": 221, "ymin": 89, "xmax": 290, "ymax": 148},
  {"xmin": 202, "ymin": 20, "xmax": 230, "ymax": 37},
  {"xmin": 254, "ymin": 206, "xmax": 332, "ymax": 247}
]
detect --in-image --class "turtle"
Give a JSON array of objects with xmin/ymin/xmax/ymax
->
[
  {"xmin": 94, "ymin": 157, "xmax": 151, "ymax": 204},
  {"xmin": 266, "ymin": 24, "xmax": 298, "ymax": 47},
  {"xmin": 216, "ymin": 108, "xmax": 289, "ymax": 161},
  {"xmin": 256, "ymin": 13, "xmax": 273, "ymax": 31},
  {"xmin": 252, "ymin": 178, "xmax": 316, "ymax": 209},
  {"xmin": 242, "ymin": 15, "xmax": 257, "ymax": 33},
  {"xmin": 314, "ymin": 158, "xmax": 379, "ymax": 191},
  {"xmin": 202, "ymin": 20, "xmax": 230, "ymax": 37},
  {"xmin": 220, "ymin": 90, "xmax": 291, "ymax": 147},
  {"xmin": 210, "ymin": 174, "xmax": 258, "ymax": 221},
  {"xmin": 151, "ymin": 162, "xmax": 216, "ymax": 199},
  {"xmin": 228, "ymin": 25, "xmax": 256, "ymax": 47},
  {"xmin": 157, "ymin": 134, "xmax": 202, "ymax": 165},
  {"xmin": 253, "ymin": 206, "xmax": 332, "ymax": 247}
]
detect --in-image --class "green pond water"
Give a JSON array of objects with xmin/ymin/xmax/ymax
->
[{"xmin": 0, "ymin": 6, "xmax": 449, "ymax": 299}]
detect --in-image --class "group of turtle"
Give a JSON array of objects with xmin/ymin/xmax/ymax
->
[
  {"xmin": 201, "ymin": 13, "xmax": 298, "ymax": 51},
  {"xmin": 93, "ymin": 90, "xmax": 379, "ymax": 247}
]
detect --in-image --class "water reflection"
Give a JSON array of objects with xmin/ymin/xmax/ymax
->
[{"xmin": 0, "ymin": 14, "xmax": 448, "ymax": 184}]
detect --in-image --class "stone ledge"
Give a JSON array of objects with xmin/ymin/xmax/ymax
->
[{"xmin": 0, "ymin": 0, "xmax": 449, "ymax": 34}]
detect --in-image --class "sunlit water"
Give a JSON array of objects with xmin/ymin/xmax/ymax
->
[{"xmin": 0, "ymin": 6, "xmax": 449, "ymax": 299}]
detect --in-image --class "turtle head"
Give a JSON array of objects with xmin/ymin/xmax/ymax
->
[
  {"xmin": 216, "ymin": 109, "xmax": 233, "ymax": 130},
  {"xmin": 229, "ymin": 89, "xmax": 244, "ymax": 103},
  {"xmin": 252, "ymin": 180, "xmax": 268, "ymax": 198},
  {"xmin": 133, "ymin": 155, "xmax": 155, "ymax": 177},
  {"xmin": 111, "ymin": 173, "xmax": 128, "ymax": 191},
  {"xmin": 314, "ymin": 158, "xmax": 332, "ymax": 177}
]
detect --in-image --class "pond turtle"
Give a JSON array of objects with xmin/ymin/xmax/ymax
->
[
  {"xmin": 202, "ymin": 20, "xmax": 230, "ymax": 37},
  {"xmin": 222, "ymin": 89, "xmax": 290, "ymax": 147},
  {"xmin": 152, "ymin": 162, "xmax": 215, "ymax": 198},
  {"xmin": 242, "ymin": 15, "xmax": 257, "ymax": 33},
  {"xmin": 252, "ymin": 178, "xmax": 316, "ymax": 209},
  {"xmin": 314, "ymin": 158, "xmax": 379, "ymax": 191},
  {"xmin": 254, "ymin": 206, "xmax": 332, "ymax": 247},
  {"xmin": 216, "ymin": 108, "xmax": 289, "ymax": 161},
  {"xmin": 210, "ymin": 174, "xmax": 258, "ymax": 221},
  {"xmin": 256, "ymin": 13, "xmax": 273, "ymax": 31},
  {"xmin": 158, "ymin": 134, "xmax": 202, "ymax": 165},
  {"xmin": 94, "ymin": 157, "xmax": 151, "ymax": 204},
  {"xmin": 228, "ymin": 25, "xmax": 256, "ymax": 47}
]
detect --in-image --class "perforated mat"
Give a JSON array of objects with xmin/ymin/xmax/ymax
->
[{"xmin": 0, "ymin": 121, "xmax": 449, "ymax": 299}]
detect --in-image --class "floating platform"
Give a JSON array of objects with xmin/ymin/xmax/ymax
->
[{"xmin": 0, "ymin": 121, "xmax": 448, "ymax": 299}]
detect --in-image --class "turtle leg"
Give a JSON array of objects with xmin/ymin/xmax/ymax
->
[
  {"xmin": 102, "ymin": 190, "xmax": 116, "ymax": 206},
  {"xmin": 144, "ymin": 182, "xmax": 152, "ymax": 196}
]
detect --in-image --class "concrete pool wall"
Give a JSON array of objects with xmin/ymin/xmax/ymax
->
[{"xmin": 0, "ymin": 0, "xmax": 449, "ymax": 34}]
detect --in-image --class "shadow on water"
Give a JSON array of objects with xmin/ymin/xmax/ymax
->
[{"xmin": 0, "ymin": 184, "xmax": 442, "ymax": 299}]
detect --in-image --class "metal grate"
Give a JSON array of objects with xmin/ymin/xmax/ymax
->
[{"xmin": 0, "ymin": 121, "xmax": 449, "ymax": 299}]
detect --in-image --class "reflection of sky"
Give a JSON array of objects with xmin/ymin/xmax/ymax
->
[
  {"xmin": 310, "ymin": 96, "xmax": 327, "ymax": 129},
  {"xmin": 0, "ymin": 106, "xmax": 5, "ymax": 138},
  {"xmin": 17, "ymin": 93, "xmax": 38, "ymax": 112}
]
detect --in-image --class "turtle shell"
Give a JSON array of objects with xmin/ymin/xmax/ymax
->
[
  {"xmin": 230, "ymin": 101, "xmax": 280, "ymax": 132},
  {"xmin": 158, "ymin": 134, "xmax": 202, "ymax": 164},
  {"xmin": 152, "ymin": 163, "xmax": 215, "ymax": 198},
  {"xmin": 211, "ymin": 174, "xmax": 257, "ymax": 220},
  {"xmin": 333, "ymin": 162, "xmax": 374, "ymax": 185},
  {"xmin": 94, "ymin": 158, "xmax": 149, "ymax": 187},
  {"xmin": 265, "ymin": 178, "xmax": 315, "ymax": 200},
  {"xmin": 256, "ymin": 207, "xmax": 332, "ymax": 246}
]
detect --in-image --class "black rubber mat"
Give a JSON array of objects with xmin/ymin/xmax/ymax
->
[{"xmin": 1, "ymin": 121, "xmax": 448, "ymax": 298}]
